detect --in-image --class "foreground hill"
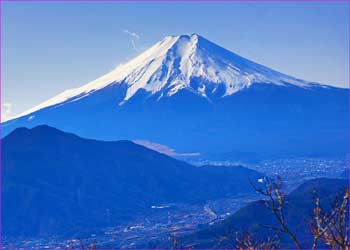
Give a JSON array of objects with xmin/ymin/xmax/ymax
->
[
  {"xmin": 2, "ymin": 125, "xmax": 263, "ymax": 238},
  {"xmin": 176, "ymin": 178, "xmax": 348, "ymax": 249},
  {"xmin": 2, "ymin": 34, "xmax": 349, "ymax": 159}
]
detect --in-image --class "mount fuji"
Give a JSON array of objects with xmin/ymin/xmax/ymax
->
[{"xmin": 2, "ymin": 34, "xmax": 348, "ymax": 158}]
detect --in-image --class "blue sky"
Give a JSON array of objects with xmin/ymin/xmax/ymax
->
[{"xmin": 2, "ymin": 1, "xmax": 349, "ymax": 119}]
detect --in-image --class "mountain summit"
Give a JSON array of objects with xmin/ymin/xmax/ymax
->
[
  {"xmin": 10, "ymin": 34, "xmax": 319, "ymax": 118},
  {"xmin": 2, "ymin": 34, "xmax": 348, "ymax": 158}
]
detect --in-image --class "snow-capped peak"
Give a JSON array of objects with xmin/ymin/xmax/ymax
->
[{"xmin": 9, "ymin": 33, "xmax": 318, "ymax": 120}]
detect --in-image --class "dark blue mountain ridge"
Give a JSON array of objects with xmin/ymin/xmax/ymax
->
[
  {"xmin": 2, "ymin": 125, "xmax": 263, "ymax": 238},
  {"xmin": 2, "ymin": 34, "xmax": 349, "ymax": 159},
  {"xmin": 171, "ymin": 178, "xmax": 348, "ymax": 249}
]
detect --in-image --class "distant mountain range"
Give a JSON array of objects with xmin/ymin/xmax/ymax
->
[
  {"xmin": 174, "ymin": 178, "xmax": 348, "ymax": 249},
  {"xmin": 2, "ymin": 34, "xmax": 349, "ymax": 159},
  {"xmin": 2, "ymin": 125, "xmax": 263, "ymax": 238}
]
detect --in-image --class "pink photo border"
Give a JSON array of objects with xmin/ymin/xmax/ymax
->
[{"xmin": 0, "ymin": 1, "xmax": 348, "ymax": 249}]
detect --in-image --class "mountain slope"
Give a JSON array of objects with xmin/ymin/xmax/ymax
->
[
  {"xmin": 2, "ymin": 34, "xmax": 349, "ymax": 158},
  {"xmin": 3, "ymin": 34, "xmax": 320, "ymax": 117},
  {"xmin": 175, "ymin": 178, "xmax": 348, "ymax": 249},
  {"xmin": 2, "ymin": 125, "xmax": 263, "ymax": 238}
]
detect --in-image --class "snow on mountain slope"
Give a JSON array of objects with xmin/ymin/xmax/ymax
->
[{"xmin": 7, "ymin": 33, "xmax": 325, "ymax": 121}]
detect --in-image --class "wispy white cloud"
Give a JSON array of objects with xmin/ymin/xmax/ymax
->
[
  {"xmin": 2, "ymin": 102, "xmax": 13, "ymax": 121},
  {"xmin": 123, "ymin": 29, "xmax": 140, "ymax": 39},
  {"xmin": 123, "ymin": 29, "xmax": 141, "ymax": 52},
  {"xmin": 133, "ymin": 139, "xmax": 200, "ymax": 157}
]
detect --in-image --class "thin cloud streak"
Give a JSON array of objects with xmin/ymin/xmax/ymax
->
[
  {"xmin": 123, "ymin": 29, "xmax": 141, "ymax": 52},
  {"xmin": 133, "ymin": 139, "xmax": 200, "ymax": 157}
]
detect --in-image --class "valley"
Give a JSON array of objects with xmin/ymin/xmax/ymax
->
[
  {"xmin": 3, "ymin": 152, "xmax": 347, "ymax": 249},
  {"xmin": 3, "ymin": 193, "xmax": 260, "ymax": 249}
]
